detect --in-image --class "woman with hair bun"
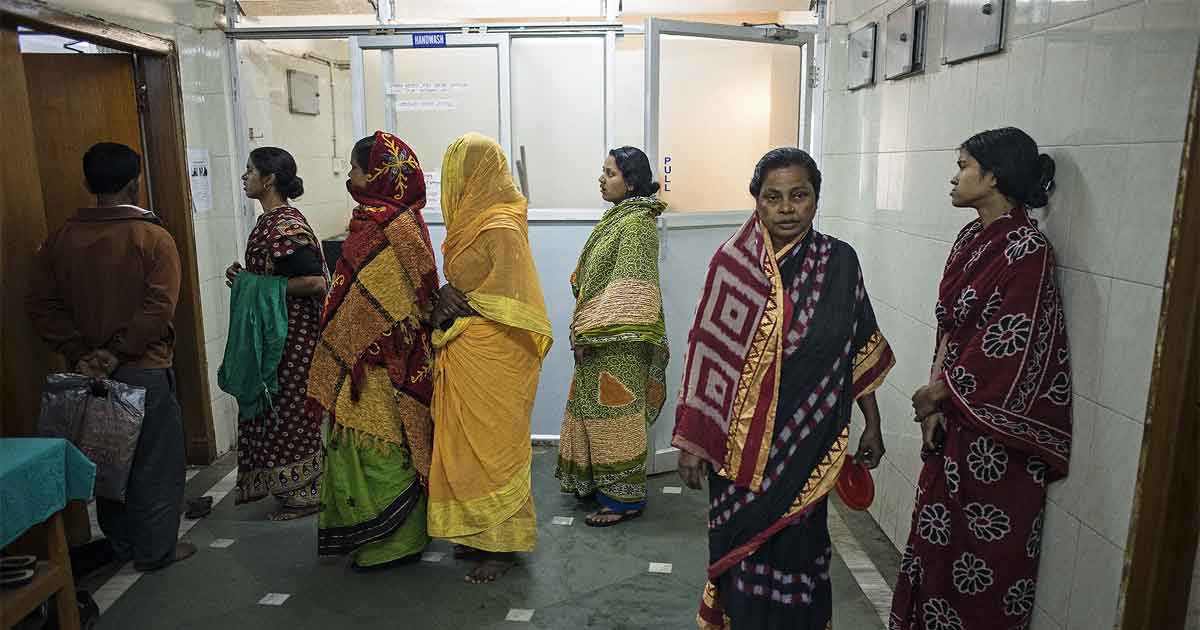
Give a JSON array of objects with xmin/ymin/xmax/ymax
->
[
  {"xmin": 890, "ymin": 127, "xmax": 1073, "ymax": 630},
  {"xmin": 555, "ymin": 146, "xmax": 671, "ymax": 527},
  {"xmin": 224, "ymin": 146, "xmax": 329, "ymax": 520}
]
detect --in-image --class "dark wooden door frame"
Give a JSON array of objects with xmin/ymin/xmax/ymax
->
[
  {"xmin": 1, "ymin": 0, "xmax": 217, "ymax": 464},
  {"xmin": 1119, "ymin": 49, "xmax": 1200, "ymax": 628}
]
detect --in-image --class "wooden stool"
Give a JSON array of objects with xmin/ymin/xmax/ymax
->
[{"xmin": 1, "ymin": 511, "xmax": 80, "ymax": 630}]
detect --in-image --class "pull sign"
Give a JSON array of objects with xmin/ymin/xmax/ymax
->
[{"xmin": 412, "ymin": 32, "xmax": 447, "ymax": 48}]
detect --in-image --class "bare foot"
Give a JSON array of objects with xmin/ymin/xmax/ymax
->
[
  {"xmin": 268, "ymin": 505, "xmax": 319, "ymax": 522},
  {"xmin": 584, "ymin": 508, "xmax": 642, "ymax": 527},
  {"xmin": 464, "ymin": 552, "xmax": 515, "ymax": 584}
]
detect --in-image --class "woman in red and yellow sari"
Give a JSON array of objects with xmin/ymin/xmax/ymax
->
[
  {"xmin": 675, "ymin": 148, "xmax": 894, "ymax": 629},
  {"xmin": 309, "ymin": 132, "xmax": 439, "ymax": 569},
  {"xmin": 889, "ymin": 128, "xmax": 1072, "ymax": 630},
  {"xmin": 426, "ymin": 133, "xmax": 553, "ymax": 584}
]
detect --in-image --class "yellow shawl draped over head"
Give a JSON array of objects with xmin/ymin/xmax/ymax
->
[{"xmin": 435, "ymin": 132, "xmax": 553, "ymax": 356}]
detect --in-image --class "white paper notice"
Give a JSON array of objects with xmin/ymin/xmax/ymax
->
[
  {"xmin": 188, "ymin": 148, "xmax": 212, "ymax": 213},
  {"xmin": 393, "ymin": 99, "xmax": 456, "ymax": 112},
  {"xmin": 421, "ymin": 551, "xmax": 445, "ymax": 563},
  {"xmin": 258, "ymin": 593, "xmax": 290, "ymax": 606},
  {"xmin": 648, "ymin": 562, "xmax": 674, "ymax": 574},
  {"xmin": 386, "ymin": 81, "xmax": 470, "ymax": 95},
  {"xmin": 551, "ymin": 516, "xmax": 574, "ymax": 526},
  {"xmin": 662, "ymin": 486, "xmax": 683, "ymax": 495},
  {"xmin": 424, "ymin": 170, "xmax": 441, "ymax": 207},
  {"xmin": 209, "ymin": 539, "xmax": 236, "ymax": 549}
]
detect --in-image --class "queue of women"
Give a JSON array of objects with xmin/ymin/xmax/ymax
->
[{"xmin": 220, "ymin": 124, "xmax": 1071, "ymax": 629}]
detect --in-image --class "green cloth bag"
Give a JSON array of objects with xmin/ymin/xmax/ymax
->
[{"xmin": 218, "ymin": 273, "xmax": 289, "ymax": 420}]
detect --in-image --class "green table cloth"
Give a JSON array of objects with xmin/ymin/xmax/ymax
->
[{"xmin": 1, "ymin": 438, "xmax": 96, "ymax": 548}]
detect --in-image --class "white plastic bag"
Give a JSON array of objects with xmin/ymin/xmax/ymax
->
[{"xmin": 38, "ymin": 373, "xmax": 145, "ymax": 502}]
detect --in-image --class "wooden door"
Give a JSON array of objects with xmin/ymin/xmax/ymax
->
[
  {"xmin": 22, "ymin": 53, "xmax": 149, "ymax": 230},
  {"xmin": 0, "ymin": 20, "xmax": 54, "ymax": 439}
]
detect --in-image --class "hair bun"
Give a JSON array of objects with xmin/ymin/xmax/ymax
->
[
  {"xmin": 1028, "ymin": 153, "xmax": 1054, "ymax": 207},
  {"xmin": 647, "ymin": 181, "xmax": 661, "ymax": 196},
  {"xmin": 286, "ymin": 175, "xmax": 305, "ymax": 199}
]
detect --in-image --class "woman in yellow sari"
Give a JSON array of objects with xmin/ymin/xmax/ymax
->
[{"xmin": 427, "ymin": 133, "xmax": 553, "ymax": 584}]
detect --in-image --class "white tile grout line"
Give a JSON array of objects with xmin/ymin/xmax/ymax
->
[
  {"xmin": 828, "ymin": 502, "xmax": 893, "ymax": 628},
  {"xmin": 93, "ymin": 466, "xmax": 239, "ymax": 615}
]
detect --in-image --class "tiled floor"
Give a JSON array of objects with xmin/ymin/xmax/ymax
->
[{"xmin": 82, "ymin": 448, "xmax": 900, "ymax": 629}]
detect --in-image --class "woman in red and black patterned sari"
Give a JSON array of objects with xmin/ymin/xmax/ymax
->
[
  {"xmin": 226, "ymin": 147, "xmax": 328, "ymax": 520},
  {"xmin": 889, "ymin": 127, "xmax": 1072, "ymax": 630},
  {"xmin": 674, "ymin": 148, "xmax": 895, "ymax": 629}
]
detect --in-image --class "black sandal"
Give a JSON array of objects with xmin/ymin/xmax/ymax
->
[
  {"xmin": 0, "ymin": 555, "xmax": 36, "ymax": 571},
  {"xmin": 585, "ymin": 509, "xmax": 643, "ymax": 528},
  {"xmin": 185, "ymin": 496, "xmax": 213, "ymax": 519},
  {"xmin": 1, "ymin": 569, "xmax": 35, "ymax": 590}
]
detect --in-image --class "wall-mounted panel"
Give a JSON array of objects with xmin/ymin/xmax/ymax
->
[
  {"xmin": 848, "ymin": 23, "xmax": 877, "ymax": 90},
  {"xmin": 943, "ymin": 0, "xmax": 1005, "ymax": 65},
  {"xmin": 885, "ymin": 2, "xmax": 927, "ymax": 80}
]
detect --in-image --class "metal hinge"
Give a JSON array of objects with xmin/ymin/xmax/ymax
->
[
  {"xmin": 808, "ymin": 64, "xmax": 821, "ymax": 89},
  {"xmin": 135, "ymin": 81, "xmax": 149, "ymax": 113}
]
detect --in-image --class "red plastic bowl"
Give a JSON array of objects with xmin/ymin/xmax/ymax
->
[{"xmin": 836, "ymin": 455, "xmax": 875, "ymax": 511}]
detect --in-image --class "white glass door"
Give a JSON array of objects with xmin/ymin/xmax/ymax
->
[
  {"xmin": 646, "ymin": 19, "xmax": 815, "ymax": 214},
  {"xmin": 645, "ymin": 19, "xmax": 816, "ymax": 475}
]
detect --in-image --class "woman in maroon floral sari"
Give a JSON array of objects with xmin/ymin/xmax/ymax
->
[
  {"xmin": 889, "ymin": 127, "xmax": 1072, "ymax": 630},
  {"xmin": 226, "ymin": 147, "xmax": 328, "ymax": 520}
]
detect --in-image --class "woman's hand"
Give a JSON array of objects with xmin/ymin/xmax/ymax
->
[
  {"xmin": 437, "ymin": 283, "xmax": 474, "ymax": 317},
  {"xmin": 921, "ymin": 413, "xmax": 948, "ymax": 452},
  {"xmin": 225, "ymin": 261, "xmax": 244, "ymax": 288},
  {"xmin": 855, "ymin": 426, "xmax": 885, "ymax": 470},
  {"xmin": 678, "ymin": 450, "xmax": 708, "ymax": 490},
  {"xmin": 912, "ymin": 380, "xmax": 949, "ymax": 419},
  {"xmin": 573, "ymin": 345, "xmax": 591, "ymax": 364}
]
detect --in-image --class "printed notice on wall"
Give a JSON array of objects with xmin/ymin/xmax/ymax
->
[
  {"xmin": 188, "ymin": 148, "xmax": 212, "ymax": 213},
  {"xmin": 393, "ymin": 99, "xmax": 457, "ymax": 112},
  {"xmin": 425, "ymin": 170, "xmax": 441, "ymax": 208},
  {"xmin": 386, "ymin": 82, "xmax": 471, "ymax": 95}
]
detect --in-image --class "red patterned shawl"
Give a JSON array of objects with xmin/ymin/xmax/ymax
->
[
  {"xmin": 936, "ymin": 207, "xmax": 1073, "ymax": 476},
  {"xmin": 306, "ymin": 131, "xmax": 439, "ymax": 475}
]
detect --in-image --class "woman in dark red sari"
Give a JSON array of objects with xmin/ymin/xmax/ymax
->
[
  {"xmin": 226, "ymin": 147, "xmax": 328, "ymax": 520},
  {"xmin": 889, "ymin": 128, "xmax": 1072, "ymax": 630},
  {"xmin": 675, "ymin": 148, "xmax": 895, "ymax": 629}
]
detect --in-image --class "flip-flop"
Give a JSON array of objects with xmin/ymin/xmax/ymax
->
[
  {"xmin": 185, "ymin": 496, "xmax": 213, "ymax": 519},
  {"xmin": 1, "ymin": 569, "xmax": 36, "ymax": 590},
  {"xmin": 585, "ymin": 509, "xmax": 643, "ymax": 528},
  {"xmin": 0, "ymin": 555, "xmax": 36, "ymax": 571}
]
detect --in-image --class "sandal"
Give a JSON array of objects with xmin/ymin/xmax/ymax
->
[
  {"xmin": 185, "ymin": 496, "xmax": 213, "ymax": 519},
  {"xmin": 584, "ymin": 508, "xmax": 643, "ymax": 528},
  {"xmin": 1, "ymin": 569, "xmax": 36, "ymax": 590},
  {"xmin": 0, "ymin": 555, "xmax": 36, "ymax": 571}
]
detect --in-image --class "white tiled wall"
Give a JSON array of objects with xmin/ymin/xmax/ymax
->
[
  {"xmin": 238, "ymin": 39, "xmax": 356, "ymax": 240},
  {"xmin": 821, "ymin": 0, "xmax": 1198, "ymax": 627}
]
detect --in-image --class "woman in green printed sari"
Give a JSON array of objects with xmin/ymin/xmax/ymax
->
[{"xmin": 555, "ymin": 146, "xmax": 669, "ymax": 527}]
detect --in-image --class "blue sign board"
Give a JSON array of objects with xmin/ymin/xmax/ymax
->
[{"xmin": 412, "ymin": 32, "xmax": 447, "ymax": 48}]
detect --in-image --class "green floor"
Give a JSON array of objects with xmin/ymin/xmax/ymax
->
[{"xmin": 89, "ymin": 448, "xmax": 899, "ymax": 629}]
